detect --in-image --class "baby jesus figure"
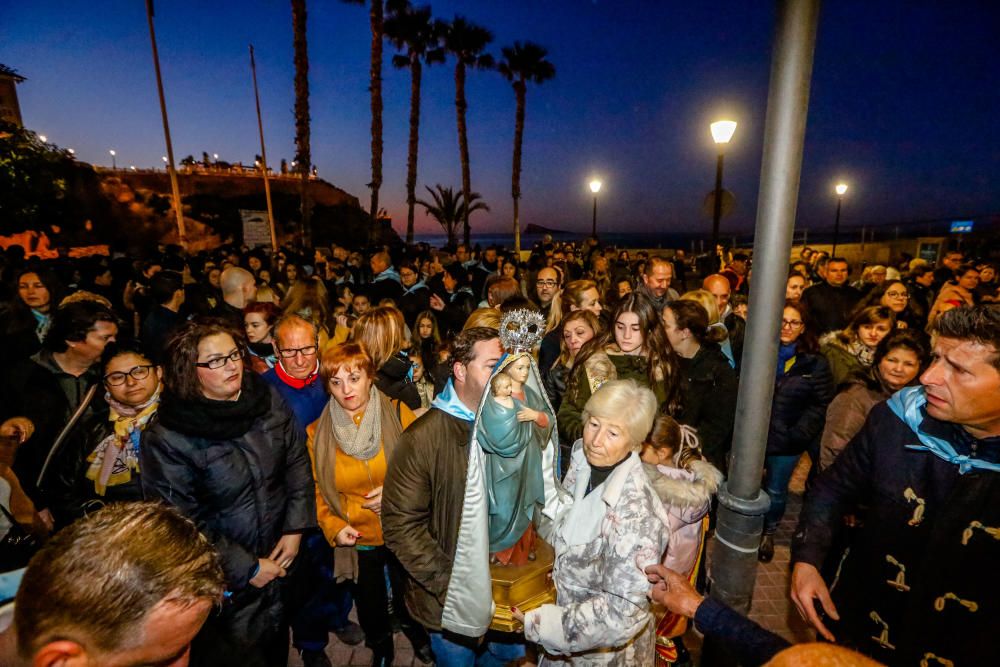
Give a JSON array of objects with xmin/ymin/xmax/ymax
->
[{"xmin": 477, "ymin": 354, "xmax": 553, "ymax": 566}]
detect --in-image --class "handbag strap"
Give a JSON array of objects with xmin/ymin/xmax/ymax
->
[{"xmin": 36, "ymin": 383, "xmax": 99, "ymax": 488}]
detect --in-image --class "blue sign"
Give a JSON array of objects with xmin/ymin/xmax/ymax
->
[{"xmin": 950, "ymin": 220, "xmax": 974, "ymax": 234}]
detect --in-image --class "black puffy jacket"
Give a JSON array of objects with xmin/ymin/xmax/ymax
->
[
  {"xmin": 765, "ymin": 352, "xmax": 835, "ymax": 457},
  {"xmin": 140, "ymin": 379, "xmax": 316, "ymax": 591},
  {"xmin": 377, "ymin": 352, "xmax": 421, "ymax": 411},
  {"xmin": 675, "ymin": 344, "xmax": 738, "ymax": 472}
]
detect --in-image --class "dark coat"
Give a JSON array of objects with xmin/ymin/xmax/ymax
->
[
  {"xmin": 368, "ymin": 275, "xmax": 404, "ymax": 306},
  {"xmin": 676, "ymin": 344, "xmax": 738, "ymax": 472},
  {"xmin": 792, "ymin": 403, "xmax": 1000, "ymax": 666},
  {"xmin": 0, "ymin": 351, "xmax": 107, "ymax": 508},
  {"xmin": 765, "ymin": 352, "xmax": 835, "ymax": 457},
  {"xmin": 542, "ymin": 360, "xmax": 570, "ymax": 412},
  {"xmin": 800, "ymin": 282, "xmax": 863, "ymax": 335},
  {"xmin": 376, "ymin": 353, "xmax": 421, "ymax": 411},
  {"xmin": 382, "ymin": 408, "xmax": 472, "ymax": 631},
  {"xmin": 398, "ymin": 284, "xmax": 431, "ymax": 329},
  {"xmin": 46, "ymin": 411, "xmax": 145, "ymax": 527},
  {"xmin": 141, "ymin": 304, "xmax": 183, "ymax": 364},
  {"xmin": 140, "ymin": 384, "xmax": 316, "ymax": 592}
]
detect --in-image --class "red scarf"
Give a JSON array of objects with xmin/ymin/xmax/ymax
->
[{"xmin": 274, "ymin": 359, "xmax": 320, "ymax": 389}]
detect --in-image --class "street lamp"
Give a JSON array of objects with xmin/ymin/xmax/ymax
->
[
  {"xmin": 109, "ymin": 149, "xmax": 117, "ymax": 169},
  {"xmin": 709, "ymin": 120, "xmax": 737, "ymax": 255},
  {"xmin": 39, "ymin": 135, "xmax": 47, "ymax": 143},
  {"xmin": 589, "ymin": 179, "xmax": 602, "ymax": 238},
  {"xmin": 832, "ymin": 182, "xmax": 848, "ymax": 256}
]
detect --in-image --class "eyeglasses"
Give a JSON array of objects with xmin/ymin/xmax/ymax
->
[
  {"xmin": 104, "ymin": 365, "xmax": 155, "ymax": 386},
  {"xmin": 194, "ymin": 349, "xmax": 244, "ymax": 369},
  {"xmin": 781, "ymin": 319, "xmax": 803, "ymax": 329},
  {"xmin": 885, "ymin": 291, "xmax": 909, "ymax": 299},
  {"xmin": 277, "ymin": 345, "xmax": 318, "ymax": 359},
  {"xmin": 537, "ymin": 280, "xmax": 558, "ymax": 287}
]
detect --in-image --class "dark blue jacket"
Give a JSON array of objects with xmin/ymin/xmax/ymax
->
[
  {"xmin": 261, "ymin": 367, "xmax": 327, "ymax": 435},
  {"xmin": 766, "ymin": 352, "xmax": 835, "ymax": 457}
]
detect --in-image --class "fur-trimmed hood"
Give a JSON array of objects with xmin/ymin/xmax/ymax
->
[{"xmin": 643, "ymin": 460, "xmax": 722, "ymax": 511}]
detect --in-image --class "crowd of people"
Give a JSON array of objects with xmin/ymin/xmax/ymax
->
[{"xmin": 0, "ymin": 236, "xmax": 997, "ymax": 667}]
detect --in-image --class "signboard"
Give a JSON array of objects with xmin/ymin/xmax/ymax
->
[
  {"xmin": 240, "ymin": 209, "xmax": 271, "ymax": 247},
  {"xmin": 950, "ymin": 220, "xmax": 974, "ymax": 234}
]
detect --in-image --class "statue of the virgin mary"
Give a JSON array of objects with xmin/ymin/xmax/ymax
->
[{"xmin": 473, "ymin": 309, "xmax": 563, "ymax": 566}]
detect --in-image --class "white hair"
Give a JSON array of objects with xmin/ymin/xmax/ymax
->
[{"xmin": 582, "ymin": 379, "xmax": 658, "ymax": 447}]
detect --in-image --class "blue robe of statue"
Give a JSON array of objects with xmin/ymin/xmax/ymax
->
[{"xmin": 477, "ymin": 383, "xmax": 550, "ymax": 553}]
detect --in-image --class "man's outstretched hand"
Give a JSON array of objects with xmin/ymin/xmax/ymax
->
[
  {"xmin": 790, "ymin": 562, "xmax": 839, "ymax": 642},
  {"xmin": 643, "ymin": 563, "xmax": 703, "ymax": 619}
]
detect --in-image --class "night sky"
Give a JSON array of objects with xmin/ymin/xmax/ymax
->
[{"xmin": 3, "ymin": 1, "xmax": 998, "ymax": 239}]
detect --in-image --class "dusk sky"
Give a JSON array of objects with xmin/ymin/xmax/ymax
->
[{"xmin": 3, "ymin": 1, "xmax": 998, "ymax": 239}]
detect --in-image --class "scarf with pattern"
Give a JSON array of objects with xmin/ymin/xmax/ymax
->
[{"xmin": 86, "ymin": 386, "xmax": 161, "ymax": 495}]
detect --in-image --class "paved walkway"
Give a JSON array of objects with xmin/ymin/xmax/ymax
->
[{"xmin": 289, "ymin": 456, "xmax": 816, "ymax": 666}]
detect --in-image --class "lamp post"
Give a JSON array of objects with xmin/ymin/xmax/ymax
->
[
  {"xmin": 710, "ymin": 120, "xmax": 737, "ymax": 256},
  {"xmin": 831, "ymin": 182, "xmax": 848, "ymax": 256},
  {"xmin": 109, "ymin": 149, "xmax": 116, "ymax": 170},
  {"xmin": 589, "ymin": 179, "xmax": 602, "ymax": 238}
]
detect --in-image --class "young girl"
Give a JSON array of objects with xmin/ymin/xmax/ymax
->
[{"xmin": 641, "ymin": 414, "xmax": 723, "ymax": 666}]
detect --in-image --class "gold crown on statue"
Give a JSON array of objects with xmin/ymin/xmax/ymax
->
[{"xmin": 499, "ymin": 309, "xmax": 546, "ymax": 353}]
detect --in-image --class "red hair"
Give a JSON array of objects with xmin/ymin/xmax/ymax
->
[{"xmin": 320, "ymin": 343, "xmax": 376, "ymax": 387}]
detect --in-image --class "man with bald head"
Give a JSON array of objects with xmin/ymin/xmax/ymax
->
[
  {"xmin": 214, "ymin": 266, "xmax": 257, "ymax": 333},
  {"xmin": 369, "ymin": 250, "xmax": 403, "ymax": 305},
  {"xmin": 703, "ymin": 274, "xmax": 745, "ymax": 371}
]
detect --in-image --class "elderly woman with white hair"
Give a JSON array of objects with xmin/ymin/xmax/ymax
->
[{"xmin": 514, "ymin": 379, "xmax": 669, "ymax": 665}]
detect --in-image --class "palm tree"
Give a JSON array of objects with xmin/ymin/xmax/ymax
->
[
  {"xmin": 343, "ymin": 0, "xmax": 386, "ymax": 233},
  {"xmin": 441, "ymin": 17, "xmax": 494, "ymax": 247},
  {"xmin": 498, "ymin": 42, "xmax": 555, "ymax": 257},
  {"xmin": 385, "ymin": 1, "xmax": 444, "ymax": 245},
  {"xmin": 417, "ymin": 184, "xmax": 489, "ymax": 247},
  {"xmin": 291, "ymin": 0, "xmax": 311, "ymax": 246}
]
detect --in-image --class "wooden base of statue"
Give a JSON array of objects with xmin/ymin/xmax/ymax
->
[{"xmin": 489, "ymin": 537, "xmax": 556, "ymax": 632}]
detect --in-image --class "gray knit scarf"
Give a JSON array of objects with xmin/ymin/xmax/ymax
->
[{"xmin": 329, "ymin": 385, "xmax": 382, "ymax": 460}]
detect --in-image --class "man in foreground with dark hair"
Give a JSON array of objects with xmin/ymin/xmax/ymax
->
[
  {"xmin": 0, "ymin": 501, "xmax": 224, "ymax": 666},
  {"xmin": 791, "ymin": 305, "xmax": 1000, "ymax": 665},
  {"xmin": 382, "ymin": 327, "xmax": 523, "ymax": 664}
]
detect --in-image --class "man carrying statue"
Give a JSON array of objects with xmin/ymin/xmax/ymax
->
[{"xmin": 383, "ymin": 311, "xmax": 564, "ymax": 666}]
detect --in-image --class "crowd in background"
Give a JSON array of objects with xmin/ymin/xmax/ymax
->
[{"xmin": 0, "ymin": 234, "xmax": 998, "ymax": 667}]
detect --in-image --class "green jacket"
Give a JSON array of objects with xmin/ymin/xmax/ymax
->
[{"xmin": 557, "ymin": 347, "xmax": 667, "ymax": 445}]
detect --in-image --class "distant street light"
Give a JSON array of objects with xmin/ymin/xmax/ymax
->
[
  {"xmin": 109, "ymin": 149, "xmax": 117, "ymax": 169},
  {"xmin": 67, "ymin": 148, "xmax": 75, "ymax": 155},
  {"xmin": 213, "ymin": 153, "xmax": 219, "ymax": 161},
  {"xmin": 162, "ymin": 156, "xmax": 168, "ymax": 165},
  {"xmin": 832, "ymin": 182, "xmax": 849, "ymax": 256},
  {"xmin": 709, "ymin": 119, "xmax": 737, "ymax": 254},
  {"xmin": 130, "ymin": 165, "xmax": 137, "ymax": 171},
  {"xmin": 39, "ymin": 135, "xmax": 47, "ymax": 143},
  {"xmin": 589, "ymin": 179, "xmax": 603, "ymax": 238}
]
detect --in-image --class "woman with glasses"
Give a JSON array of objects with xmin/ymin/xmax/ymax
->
[
  {"xmin": 758, "ymin": 300, "xmax": 834, "ymax": 562},
  {"xmin": 856, "ymin": 280, "xmax": 919, "ymax": 329},
  {"xmin": 47, "ymin": 342, "xmax": 161, "ymax": 527},
  {"xmin": 141, "ymin": 319, "xmax": 315, "ymax": 666}
]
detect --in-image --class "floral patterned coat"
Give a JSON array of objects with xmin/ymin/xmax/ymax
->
[{"xmin": 524, "ymin": 444, "xmax": 670, "ymax": 665}]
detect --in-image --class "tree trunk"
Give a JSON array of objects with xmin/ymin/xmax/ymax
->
[
  {"xmin": 369, "ymin": 0, "xmax": 384, "ymax": 242},
  {"xmin": 455, "ymin": 62, "xmax": 472, "ymax": 248},
  {"xmin": 512, "ymin": 80, "xmax": 526, "ymax": 257},
  {"xmin": 405, "ymin": 56, "xmax": 422, "ymax": 245},
  {"xmin": 291, "ymin": 0, "xmax": 311, "ymax": 246}
]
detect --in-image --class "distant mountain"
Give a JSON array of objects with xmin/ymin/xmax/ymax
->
[{"xmin": 523, "ymin": 223, "xmax": 568, "ymax": 235}]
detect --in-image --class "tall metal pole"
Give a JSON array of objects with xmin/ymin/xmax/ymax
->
[
  {"xmin": 250, "ymin": 45, "xmax": 278, "ymax": 253},
  {"xmin": 706, "ymin": 0, "xmax": 821, "ymax": 650},
  {"xmin": 711, "ymin": 152, "xmax": 725, "ymax": 254},
  {"xmin": 145, "ymin": 0, "xmax": 187, "ymax": 250},
  {"xmin": 591, "ymin": 195, "xmax": 598, "ymax": 238},
  {"xmin": 831, "ymin": 196, "xmax": 843, "ymax": 256}
]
